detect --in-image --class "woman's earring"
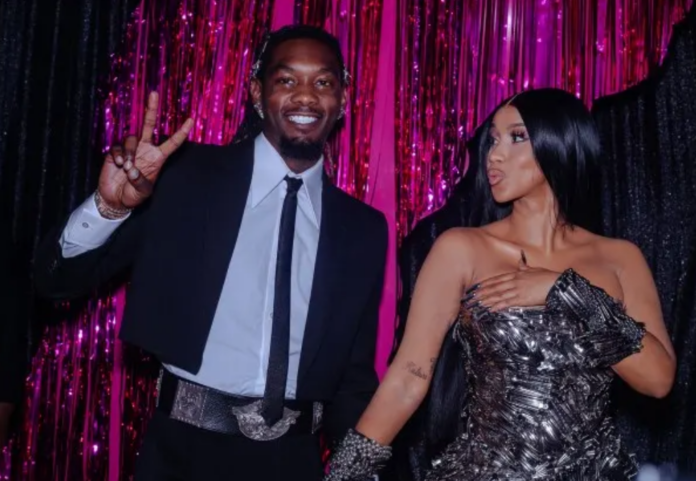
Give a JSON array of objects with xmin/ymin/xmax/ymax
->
[
  {"xmin": 254, "ymin": 102, "xmax": 264, "ymax": 120},
  {"xmin": 338, "ymin": 107, "xmax": 346, "ymax": 120}
]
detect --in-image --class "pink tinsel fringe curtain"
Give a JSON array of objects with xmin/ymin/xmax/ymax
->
[{"xmin": 1, "ymin": 0, "xmax": 692, "ymax": 479}]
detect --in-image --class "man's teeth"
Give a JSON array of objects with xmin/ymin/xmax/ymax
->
[{"xmin": 288, "ymin": 115, "xmax": 318, "ymax": 125}]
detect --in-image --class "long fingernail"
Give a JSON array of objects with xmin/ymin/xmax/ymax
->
[
  {"xmin": 462, "ymin": 292, "xmax": 476, "ymax": 303},
  {"xmin": 115, "ymin": 156, "xmax": 124, "ymax": 165},
  {"xmin": 128, "ymin": 168, "xmax": 140, "ymax": 180},
  {"xmin": 465, "ymin": 283, "xmax": 480, "ymax": 294},
  {"xmin": 124, "ymin": 160, "xmax": 133, "ymax": 170}
]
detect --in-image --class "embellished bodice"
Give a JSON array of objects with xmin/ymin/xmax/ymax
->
[{"xmin": 426, "ymin": 303, "xmax": 638, "ymax": 480}]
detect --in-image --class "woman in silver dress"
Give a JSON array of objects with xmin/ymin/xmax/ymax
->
[{"xmin": 325, "ymin": 88, "xmax": 676, "ymax": 480}]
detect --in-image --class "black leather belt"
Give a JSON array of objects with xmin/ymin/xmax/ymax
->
[{"xmin": 156, "ymin": 370, "xmax": 318, "ymax": 440}]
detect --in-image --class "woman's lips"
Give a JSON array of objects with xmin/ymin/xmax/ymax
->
[{"xmin": 488, "ymin": 169, "xmax": 505, "ymax": 186}]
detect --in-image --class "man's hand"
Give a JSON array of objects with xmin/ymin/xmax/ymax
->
[{"xmin": 97, "ymin": 92, "xmax": 193, "ymax": 216}]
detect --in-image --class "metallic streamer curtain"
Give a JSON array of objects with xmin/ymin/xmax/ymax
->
[
  {"xmin": 294, "ymin": 0, "xmax": 384, "ymax": 200},
  {"xmin": 105, "ymin": 0, "xmax": 273, "ymax": 147},
  {"xmin": 396, "ymin": 0, "xmax": 693, "ymax": 240},
  {"xmin": 2, "ymin": 0, "xmax": 696, "ymax": 479}
]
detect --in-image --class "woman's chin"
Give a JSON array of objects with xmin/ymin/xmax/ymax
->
[{"xmin": 491, "ymin": 192, "xmax": 515, "ymax": 204}]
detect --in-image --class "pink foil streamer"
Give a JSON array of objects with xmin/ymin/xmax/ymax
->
[
  {"xmin": 2, "ymin": 1, "xmax": 693, "ymax": 479},
  {"xmin": 0, "ymin": 295, "xmax": 135, "ymax": 480},
  {"xmin": 272, "ymin": 0, "xmax": 295, "ymax": 28},
  {"xmin": 107, "ymin": 288, "xmax": 126, "ymax": 481},
  {"xmin": 296, "ymin": 0, "xmax": 384, "ymax": 201},
  {"xmin": 395, "ymin": 0, "xmax": 693, "ymax": 240},
  {"xmin": 365, "ymin": 0, "xmax": 396, "ymax": 375}
]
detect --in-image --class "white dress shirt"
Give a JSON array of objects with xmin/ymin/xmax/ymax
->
[{"xmin": 60, "ymin": 134, "xmax": 323, "ymax": 398}]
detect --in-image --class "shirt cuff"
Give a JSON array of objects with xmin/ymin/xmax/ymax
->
[{"xmin": 59, "ymin": 193, "xmax": 129, "ymax": 258}]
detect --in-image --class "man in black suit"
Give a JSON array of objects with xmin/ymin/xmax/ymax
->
[{"xmin": 34, "ymin": 25, "xmax": 387, "ymax": 481}]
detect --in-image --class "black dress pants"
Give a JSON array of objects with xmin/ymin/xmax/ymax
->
[{"xmin": 134, "ymin": 411, "xmax": 325, "ymax": 481}]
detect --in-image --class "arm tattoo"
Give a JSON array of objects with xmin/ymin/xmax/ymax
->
[
  {"xmin": 405, "ymin": 361, "xmax": 429, "ymax": 380},
  {"xmin": 429, "ymin": 357, "xmax": 437, "ymax": 373}
]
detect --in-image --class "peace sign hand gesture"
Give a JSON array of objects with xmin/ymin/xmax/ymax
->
[{"xmin": 97, "ymin": 92, "xmax": 193, "ymax": 218}]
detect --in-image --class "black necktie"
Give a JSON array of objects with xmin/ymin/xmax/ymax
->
[{"xmin": 262, "ymin": 176, "xmax": 303, "ymax": 426}]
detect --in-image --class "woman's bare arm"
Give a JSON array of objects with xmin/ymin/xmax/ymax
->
[
  {"xmin": 354, "ymin": 229, "xmax": 474, "ymax": 445},
  {"xmin": 611, "ymin": 240, "xmax": 676, "ymax": 398}
]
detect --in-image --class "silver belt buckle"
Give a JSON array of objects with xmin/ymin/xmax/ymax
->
[
  {"xmin": 232, "ymin": 400, "xmax": 300, "ymax": 441},
  {"xmin": 167, "ymin": 379, "xmax": 323, "ymax": 441}
]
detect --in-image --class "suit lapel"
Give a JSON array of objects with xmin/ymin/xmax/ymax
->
[
  {"xmin": 199, "ymin": 140, "xmax": 254, "ymax": 313},
  {"xmin": 299, "ymin": 182, "xmax": 349, "ymax": 379}
]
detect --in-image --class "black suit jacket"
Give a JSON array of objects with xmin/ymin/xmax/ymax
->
[{"xmin": 34, "ymin": 138, "xmax": 388, "ymax": 442}]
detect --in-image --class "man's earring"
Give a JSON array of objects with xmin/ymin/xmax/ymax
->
[
  {"xmin": 338, "ymin": 107, "xmax": 346, "ymax": 120},
  {"xmin": 254, "ymin": 102, "xmax": 264, "ymax": 120}
]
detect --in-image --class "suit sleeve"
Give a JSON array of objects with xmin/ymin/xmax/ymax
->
[
  {"xmin": 33, "ymin": 201, "xmax": 147, "ymax": 300},
  {"xmin": 323, "ymin": 213, "xmax": 388, "ymax": 445},
  {"xmin": 33, "ymin": 143, "xmax": 196, "ymax": 301}
]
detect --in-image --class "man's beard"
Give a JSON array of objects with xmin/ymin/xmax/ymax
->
[{"xmin": 279, "ymin": 136, "xmax": 324, "ymax": 163}]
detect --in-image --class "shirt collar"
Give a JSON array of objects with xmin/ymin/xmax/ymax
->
[{"xmin": 250, "ymin": 133, "xmax": 323, "ymax": 223}]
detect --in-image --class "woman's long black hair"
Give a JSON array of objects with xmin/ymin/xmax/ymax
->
[
  {"xmin": 473, "ymin": 88, "xmax": 603, "ymax": 232},
  {"xmin": 388, "ymin": 88, "xmax": 603, "ymax": 480}
]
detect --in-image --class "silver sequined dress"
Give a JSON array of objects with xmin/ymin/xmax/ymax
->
[{"xmin": 425, "ymin": 269, "xmax": 645, "ymax": 481}]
